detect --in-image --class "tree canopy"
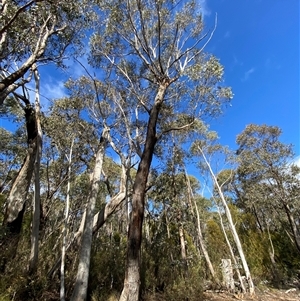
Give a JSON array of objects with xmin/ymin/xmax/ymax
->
[{"xmin": 0, "ymin": 1, "xmax": 299, "ymax": 301}]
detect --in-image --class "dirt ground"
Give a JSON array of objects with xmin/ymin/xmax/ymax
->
[{"xmin": 203, "ymin": 287, "xmax": 300, "ymax": 301}]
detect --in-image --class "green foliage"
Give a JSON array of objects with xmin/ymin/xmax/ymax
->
[
  {"xmin": 205, "ymin": 218, "xmax": 228, "ymax": 276},
  {"xmin": 163, "ymin": 268, "xmax": 203, "ymax": 301},
  {"xmin": 1, "ymin": 0, "xmax": 299, "ymax": 299},
  {"xmin": 88, "ymin": 230, "xmax": 127, "ymax": 301}
]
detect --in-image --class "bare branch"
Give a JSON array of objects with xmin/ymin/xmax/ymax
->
[{"xmin": 157, "ymin": 119, "xmax": 195, "ymax": 140}]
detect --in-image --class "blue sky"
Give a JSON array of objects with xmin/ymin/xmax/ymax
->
[
  {"xmin": 1, "ymin": 0, "xmax": 299, "ymax": 159},
  {"xmin": 201, "ymin": 0, "xmax": 299, "ymax": 156}
]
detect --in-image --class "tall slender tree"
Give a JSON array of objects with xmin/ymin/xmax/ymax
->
[
  {"xmin": 192, "ymin": 138, "xmax": 255, "ymax": 294},
  {"xmin": 90, "ymin": 1, "xmax": 232, "ymax": 300},
  {"xmin": 28, "ymin": 65, "xmax": 42, "ymax": 274}
]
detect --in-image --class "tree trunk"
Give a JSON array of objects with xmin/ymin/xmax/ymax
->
[
  {"xmin": 47, "ymin": 164, "xmax": 127, "ymax": 280},
  {"xmin": 60, "ymin": 139, "xmax": 74, "ymax": 301},
  {"xmin": 28, "ymin": 66, "xmax": 42, "ymax": 275},
  {"xmin": 184, "ymin": 169, "xmax": 216, "ymax": 280},
  {"xmin": 198, "ymin": 146, "xmax": 255, "ymax": 295},
  {"xmin": 92, "ymin": 164, "xmax": 127, "ymax": 233},
  {"xmin": 70, "ymin": 128, "xmax": 108, "ymax": 301},
  {"xmin": 179, "ymin": 224, "xmax": 188, "ymax": 274},
  {"xmin": 266, "ymin": 224, "xmax": 281, "ymax": 287},
  {"xmin": 221, "ymin": 259, "xmax": 235, "ymax": 291},
  {"xmin": 1, "ymin": 102, "xmax": 38, "ymax": 270},
  {"xmin": 283, "ymin": 203, "xmax": 300, "ymax": 253},
  {"xmin": 217, "ymin": 206, "xmax": 246, "ymax": 293},
  {"xmin": 3, "ymin": 103, "xmax": 37, "ymax": 232},
  {"xmin": 119, "ymin": 84, "xmax": 167, "ymax": 301},
  {"xmin": 194, "ymin": 201, "xmax": 216, "ymax": 280}
]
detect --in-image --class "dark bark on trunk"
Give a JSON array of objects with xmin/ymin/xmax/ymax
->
[
  {"xmin": 3, "ymin": 105, "xmax": 37, "ymax": 231},
  {"xmin": 0, "ymin": 65, "xmax": 31, "ymax": 93},
  {"xmin": 0, "ymin": 105, "xmax": 37, "ymax": 272},
  {"xmin": 120, "ymin": 84, "xmax": 167, "ymax": 301}
]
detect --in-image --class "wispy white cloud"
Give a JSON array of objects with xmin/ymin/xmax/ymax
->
[
  {"xmin": 265, "ymin": 57, "xmax": 271, "ymax": 67},
  {"xmin": 242, "ymin": 67, "xmax": 255, "ymax": 82},
  {"xmin": 265, "ymin": 57, "xmax": 281, "ymax": 70},
  {"xmin": 42, "ymin": 80, "xmax": 66, "ymax": 101},
  {"xmin": 39, "ymin": 79, "xmax": 67, "ymax": 111},
  {"xmin": 224, "ymin": 31, "xmax": 230, "ymax": 39}
]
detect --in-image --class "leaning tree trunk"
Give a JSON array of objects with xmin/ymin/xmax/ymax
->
[
  {"xmin": 1, "ymin": 96, "xmax": 38, "ymax": 270},
  {"xmin": 70, "ymin": 128, "xmax": 109, "ymax": 301},
  {"xmin": 3, "ymin": 104, "xmax": 37, "ymax": 233},
  {"xmin": 217, "ymin": 205, "xmax": 246, "ymax": 293},
  {"xmin": 198, "ymin": 146, "xmax": 255, "ymax": 295},
  {"xmin": 119, "ymin": 84, "xmax": 167, "ymax": 301},
  {"xmin": 184, "ymin": 169, "xmax": 217, "ymax": 281}
]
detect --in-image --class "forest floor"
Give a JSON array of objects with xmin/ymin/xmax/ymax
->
[{"xmin": 203, "ymin": 287, "xmax": 300, "ymax": 301}]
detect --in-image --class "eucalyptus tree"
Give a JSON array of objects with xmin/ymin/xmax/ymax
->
[
  {"xmin": 1, "ymin": 89, "xmax": 39, "ymax": 245},
  {"xmin": 184, "ymin": 168, "xmax": 217, "ymax": 281},
  {"xmin": 0, "ymin": 127, "xmax": 26, "ymax": 195},
  {"xmin": 191, "ymin": 132, "xmax": 255, "ymax": 294},
  {"xmin": 59, "ymin": 74, "xmax": 135, "ymax": 301},
  {"xmin": 43, "ymin": 94, "xmax": 101, "ymax": 300},
  {"xmin": 28, "ymin": 65, "xmax": 42, "ymax": 274},
  {"xmin": 43, "ymin": 76, "xmax": 132, "ymax": 297},
  {"xmin": 235, "ymin": 124, "xmax": 300, "ymax": 254},
  {"xmin": 0, "ymin": 0, "xmax": 95, "ymax": 272},
  {"xmin": 89, "ymin": 1, "xmax": 232, "ymax": 300},
  {"xmin": 0, "ymin": 0, "xmax": 94, "ymax": 104}
]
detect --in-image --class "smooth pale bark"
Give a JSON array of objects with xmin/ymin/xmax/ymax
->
[
  {"xmin": 3, "ymin": 100, "xmax": 38, "ymax": 233},
  {"xmin": 3, "ymin": 138, "xmax": 36, "ymax": 232},
  {"xmin": 119, "ymin": 84, "xmax": 167, "ymax": 301},
  {"xmin": 60, "ymin": 139, "xmax": 74, "ymax": 301},
  {"xmin": 28, "ymin": 66, "xmax": 42, "ymax": 274},
  {"xmin": 179, "ymin": 225, "xmax": 188, "ymax": 273},
  {"xmin": 217, "ymin": 206, "xmax": 246, "ymax": 293},
  {"xmin": 266, "ymin": 223, "xmax": 281, "ymax": 286},
  {"xmin": 92, "ymin": 164, "xmax": 127, "ymax": 232},
  {"xmin": 184, "ymin": 170, "xmax": 216, "ymax": 280},
  {"xmin": 47, "ymin": 165, "xmax": 127, "ymax": 279},
  {"xmin": 194, "ymin": 201, "xmax": 216, "ymax": 279},
  {"xmin": 70, "ymin": 129, "xmax": 108, "ymax": 301},
  {"xmin": 198, "ymin": 146, "xmax": 255, "ymax": 295}
]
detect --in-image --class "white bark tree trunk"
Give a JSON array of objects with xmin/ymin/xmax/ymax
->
[
  {"xmin": 60, "ymin": 138, "xmax": 74, "ymax": 301},
  {"xmin": 184, "ymin": 169, "xmax": 216, "ymax": 280},
  {"xmin": 47, "ymin": 161, "xmax": 127, "ymax": 280},
  {"xmin": 179, "ymin": 224, "xmax": 188, "ymax": 274},
  {"xmin": 197, "ymin": 146, "xmax": 255, "ymax": 295},
  {"xmin": 70, "ymin": 128, "xmax": 109, "ymax": 301},
  {"xmin": 217, "ymin": 206, "xmax": 246, "ymax": 293},
  {"xmin": 221, "ymin": 259, "xmax": 235, "ymax": 291}
]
